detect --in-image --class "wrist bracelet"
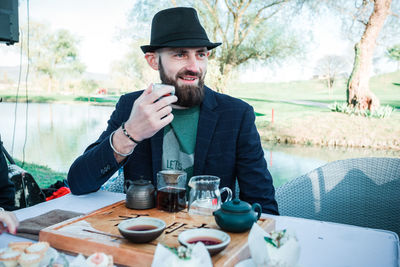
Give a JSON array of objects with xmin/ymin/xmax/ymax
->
[
  {"xmin": 121, "ymin": 122, "xmax": 142, "ymax": 144},
  {"xmin": 109, "ymin": 131, "xmax": 134, "ymax": 157}
]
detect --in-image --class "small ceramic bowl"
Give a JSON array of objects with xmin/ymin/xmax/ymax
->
[
  {"xmin": 118, "ymin": 217, "xmax": 166, "ymax": 243},
  {"xmin": 178, "ymin": 228, "xmax": 231, "ymax": 256}
]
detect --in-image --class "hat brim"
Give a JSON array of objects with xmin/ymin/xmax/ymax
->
[{"xmin": 140, "ymin": 39, "xmax": 221, "ymax": 53}]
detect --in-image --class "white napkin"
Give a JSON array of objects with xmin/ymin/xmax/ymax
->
[
  {"xmin": 248, "ymin": 224, "xmax": 300, "ymax": 267},
  {"xmin": 151, "ymin": 243, "xmax": 213, "ymax": 267}
]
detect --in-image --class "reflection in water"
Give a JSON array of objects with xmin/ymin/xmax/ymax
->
[
  {"xmin": 1, "ymin": 102, "xmax": 114, "ymax": 173},
  {"xmin": 1, "ymin": 103, "xmax": 398, "ymax": 185},
  {"xmin": 263, "ymin": 143, "xmax": 400, "ymax": 187},
  {"xmin": 263, "ymin": 149, "xmax": 326, "ymax": 188}
]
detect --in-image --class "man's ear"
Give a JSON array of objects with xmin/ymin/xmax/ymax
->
[{"xmin": 145, "ymin": 52, "xmax": 159, "ymax": 70}]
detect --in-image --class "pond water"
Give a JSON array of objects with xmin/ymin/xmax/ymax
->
[{"xmin": 1, "ymin": 102, "xmax": 398, "ymax": 187}]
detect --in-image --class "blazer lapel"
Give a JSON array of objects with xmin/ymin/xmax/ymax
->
[
  {"xmin": 194, "ymin": 87, "xmax": 219, "ymax": 175},
  {"xmin": 150, "ymin": 130, "xmax": 164, "ymax": 183}
]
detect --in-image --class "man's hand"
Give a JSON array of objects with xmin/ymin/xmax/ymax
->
[
  {"xmin": 0, "ymin": 210, "xmax": 19, "ymax": 235},
  {"xmin": 125, "ymin": 84, "xmax": 177, "ymax": 141},
  {"xmin": 111, "ymin": 84, "xmax": 177, "ymax": 162}
]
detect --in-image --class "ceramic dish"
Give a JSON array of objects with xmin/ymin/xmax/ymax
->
[
  {"xmin": 118, "ymin": 217, "xmax": 166, "ymax": 243},
  {"xmin": 178, "ymin": 228, "xmax": 231, "ymax": 256}
]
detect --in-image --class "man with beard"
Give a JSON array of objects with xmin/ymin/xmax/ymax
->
[{"xmin": 67, "ymin": 7, "xmax": 278, "ymax": 214}]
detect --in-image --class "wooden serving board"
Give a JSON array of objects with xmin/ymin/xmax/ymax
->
[{"xmin": 39, "ymin": 201, "xmax": 274, "ymax": 267}]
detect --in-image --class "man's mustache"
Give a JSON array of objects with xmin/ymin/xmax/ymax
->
[{"xmin": 176, "ymin": 70, "xmax": 202, "ymax": 78}]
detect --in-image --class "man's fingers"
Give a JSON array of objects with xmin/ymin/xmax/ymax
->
[
  {"xmin": 144, "ymin": 83, "xmax": 154, "ymax": 94},
  {"xmin": 135, "ymin": 84, "xmax": 154, "ymax": 103},
  {"xmin": 10, "ymin": 212, "xmax": 18, "ymax": 228},
  {"xmin": 143, "ymin": 85, "xmax": 176, "ymax": 104},
  {"xmin": 0, "ymin": 224, "xmax": 6, "ymax": 234},
  {"xmin": 0, "ymin": 212, "xmax": 18, "ymax": 234},
  {"xmin": 153, "ymin": 95, "xmax": 177, "ymax": 111},
  {"xmin": 157, "ymin": 105, "xmax": 173, "ymax": 119},
  {"xmin": 159, "ymin": 113, "xmax": 174, "ymax": 127}
]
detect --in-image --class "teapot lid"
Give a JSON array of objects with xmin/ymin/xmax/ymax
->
[
  {"xmin": 221, "ymin": 198, "xmax": 251, "ymax": 213},
  {"xmin": 133, "ymin": 179, "xmax": 152, "ymax": 186}
]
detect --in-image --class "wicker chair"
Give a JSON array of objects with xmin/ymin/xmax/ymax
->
[{"xmin": 275, "ymin": 157, "xmax": 400, "ymax": 235}]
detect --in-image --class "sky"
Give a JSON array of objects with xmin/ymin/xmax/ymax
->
[
  {"xmin": 1, "ymin": 0, "xmax": 134, "ymax": 73},
  {"xmin": 0, "ymin": 0, "xmax": 396, "ymax": 82}
]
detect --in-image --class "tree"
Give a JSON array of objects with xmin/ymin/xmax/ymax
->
[
  {"xmin": 111, "ymin": 40, "xmax": 159, "ymax": 93},
  {"xmin": 125, "ymin": 0, "xmax": 305, "ymax": 93},
  {"xmin": 22, "ymin": 22, "xmax": 85, "ymax": 92},
  {"xmin": 346, "ymin": 0, "xmax": 392, "ymax": 111},
  {"xmin": 387, "ymin": 44, "xmax": 400, "ymax": 70},
  {"xmin": 314, "ymin": 55, "xmax": 349, "ymax": 95},
  {"xmin": 318, "ymin": 0, "xmax": 400, "ymax": 111}
]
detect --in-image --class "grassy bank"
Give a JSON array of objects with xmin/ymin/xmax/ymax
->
[
  {"xmin": 230, "ymin": 71, "xmax": 400, "ymax": 150},
  {"xmin": 14, "ymin": 160, "xmax": 66, "ymax": 188},
  {"xmin": 0, "ymin": 92, "xmax": 118, "ymax": 105}
]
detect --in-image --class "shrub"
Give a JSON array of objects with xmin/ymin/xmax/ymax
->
[{"xmin": 330, "ymin": 102, "xmax": 394, "ymax": 118}]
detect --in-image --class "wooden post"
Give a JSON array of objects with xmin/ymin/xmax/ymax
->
[{"xmin": 271, "ymin": 108, "xmax": 274, "ymax": 124}]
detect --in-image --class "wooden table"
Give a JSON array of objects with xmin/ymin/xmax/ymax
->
[{"xmin": 39, "ymin": 201, "xmax": 275, "ymax": 267}]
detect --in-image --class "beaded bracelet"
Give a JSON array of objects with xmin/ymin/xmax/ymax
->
[
  {"xmin": 121, "ymin": 122, "xmax": 142, "ymax": 144},
  {"xmin": 109, "ymin": 130, "xmax": 134, "ymax": 157}
]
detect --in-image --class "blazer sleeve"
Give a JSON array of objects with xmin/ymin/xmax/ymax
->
[
  {"xmin": 67, "ymin": 95, "xmax": 132, "ymax": 195},
  {"xmin": 235, "ymin": 104, "xmax": 279, "ymax": 215}
]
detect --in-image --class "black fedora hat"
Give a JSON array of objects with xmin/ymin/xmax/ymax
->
[{"xmin": 140, "ymin": 7, "xmax": 221, "ymax": 53}]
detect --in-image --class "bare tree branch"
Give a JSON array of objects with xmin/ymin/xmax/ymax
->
[
  {"xmin": 239, "ymin": 2, "xmax": 286, "ymax": 46},
  {"xmin": 224, "ymin": 0, "xmax": 235, "ymax": 15},
  {"xmin": 201, "ymin": 0, "xmax": 229, "ymax": 44}
]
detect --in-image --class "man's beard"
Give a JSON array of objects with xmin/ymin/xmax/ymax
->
[{"xmin": 158, "ymin": 58, "xmax": 205, "ymax": 107}]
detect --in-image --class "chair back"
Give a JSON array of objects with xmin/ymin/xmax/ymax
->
[{"xmin": 275, "ymin": 157, "xmax": 400, "ymax": 235}]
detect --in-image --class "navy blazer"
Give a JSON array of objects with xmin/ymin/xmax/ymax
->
[{"xmin": 68, "ymin": 87, "xmax": 279, "ymax": 215}]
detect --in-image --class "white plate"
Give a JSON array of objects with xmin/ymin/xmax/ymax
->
[{"xmin": 40, "ymin": 247, "xmax": 59, "ymax": 266}]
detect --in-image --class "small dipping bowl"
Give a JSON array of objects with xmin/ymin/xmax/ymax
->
[
  {"xmin": 118, "ymin": 217, "xmax": 166, "ymax": 243},
  {"xmin": 178, "ymin": 228, "xmax": 231, "ymax": 256}
]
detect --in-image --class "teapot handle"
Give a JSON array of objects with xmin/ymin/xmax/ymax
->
[
  {"xmin": 220, "ymin": 187, "xmax": 232, "ymax": 202},
  {"xmin": 252, "ymin": 203, "xmax": 262, "ymax": 221},
  {"xmin": 124, "ymin": 180, "xmax": 134, "ymax": 193}
]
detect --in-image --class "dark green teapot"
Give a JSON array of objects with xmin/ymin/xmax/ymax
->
[{"xmin": 213, "ymin": 198, "xmax": 262, "ymax": 233}]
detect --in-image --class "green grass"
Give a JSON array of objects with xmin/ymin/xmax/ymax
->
[
  {"xmin": 230, "ymin": 71, "xmax": 400, "ymax": 106},
  {"xmin": 14, "ymin": 159, "xmax": 67, "ymax": 188},
  {"xmin": 0, "ymin": 92, "xmax": 118, "ymax": 106},
  {"xmin": 230, "ymin": 71, "xmax": 400, "ymax": 150}
]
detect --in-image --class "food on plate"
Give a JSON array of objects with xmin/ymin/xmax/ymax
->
[
  {"xmin": 1, "ymin": 243, "xmax": 61, "ymax": 267},
  {"xmin": 7, "ymin": 242, "xmax": 33, "ymax": 252},
  {"xmin": 24, "ymin": 242, "xmax": 49, "ymax": 256},
  {"xmin": 18, "ymin": 252, "xmax": 42, "ymax": 267},
  {"xmin": 85, "ymin": 252, "xmax": 113, "ymax": 267},
  {"xmin": 0, "ymin": 249, "xmax": 21, "ymax": 267}
]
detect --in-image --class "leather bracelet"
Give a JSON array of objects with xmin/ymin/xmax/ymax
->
[
  {"xmin": 109, "ymin": 131, "xmax": 134, "ymax": 157},
  {"xmin": 121, "ymin": 122, "xmax": 142, "ymax": 144}
]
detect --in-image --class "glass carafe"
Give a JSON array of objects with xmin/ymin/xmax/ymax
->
[{"xmin": 188, "ymin": 175, "xmax": 232, "ymax": 216}]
